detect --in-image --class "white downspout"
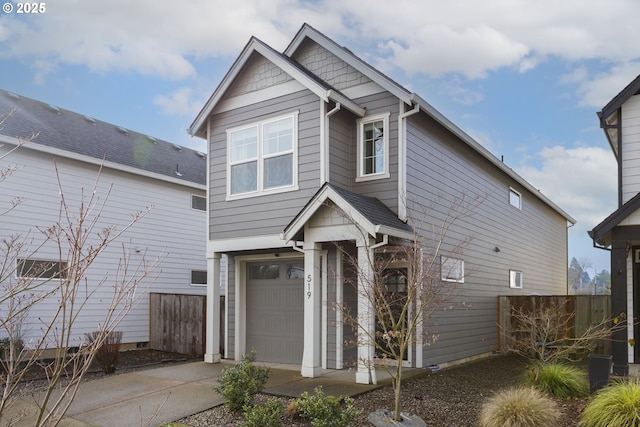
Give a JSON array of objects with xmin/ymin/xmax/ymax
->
[
  {"xmin": 398, "ymin": 101, "xmax": 420, "ymax": 221},
  {"xmin": 322, "ymin": 102, "xmax": 341, "ymax": 184}
]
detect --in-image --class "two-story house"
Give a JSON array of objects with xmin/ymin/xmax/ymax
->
[
  {"xmin": 0, "ymin": 89, "xmax": 208, "ymax": 351},
  {"xmin": 589, "ymin": 74, "xmax": 640, "ymax": 376},
  {"xmin": 190, "ymin": 24, "xmax": 575, "ymax": 383}
]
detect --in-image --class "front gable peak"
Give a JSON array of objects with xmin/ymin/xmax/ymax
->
[{"xmin": 189, "ymin": 34, "xmax": 364, "ymax": 138}]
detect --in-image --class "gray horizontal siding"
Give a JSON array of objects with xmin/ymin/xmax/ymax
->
[
  {"xmin": 405, "ymin": 113, "xmax": 568, "ymax": 366},
  {"xmin": 208, "ymin": 89, "xmax": 321, "ymax": 240},
  {"xmin": 328, "ymin": 108, "xmax": 355, "ymax": 189},
  {"xmin": 0, "ymin": 147, "xmax": 207, "ymax": 346}
]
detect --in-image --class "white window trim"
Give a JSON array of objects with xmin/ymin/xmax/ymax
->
[
  {"xmin": 510, "ymin": 270, "xmax": 523, "ymax": 289},
  {"xmin": 190, "ymin": 269, "xmax": 207, "ymax": 287},
  {"xmin": 226, "ymin": 111, "xmax": 299, "ymax": 200},
  {"xmin": 16, "ymin": 258, "xmax": 67, "ymax": 280},
  {"xmin": 509, "ymin": 187, "xmax": 522, "ymax": 210},
  {"xmin": 441, "ymin": 256, "xmax": 464, "ymax": 283},
  {"xmin": 356, "ymin": 112, "xmax": 391, "ymax": 182}
]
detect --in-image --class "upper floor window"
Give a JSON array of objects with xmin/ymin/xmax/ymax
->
[
  {"xmin": 509, "ymin": 188, "xmax": 521, "ymax": 209},
  {"xmin": 510, "ymin": 270, "xmax": 523, "ymax": 289},
  {"xmin": 357, "ymin": 113, "xmax": 390, "ymax": 181},
  {"xmin": 227, "ymin": 112, "xmax": 298, "ymax": 198}
]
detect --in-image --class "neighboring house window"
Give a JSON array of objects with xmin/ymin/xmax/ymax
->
[
  {"xmin": 441, "ymin": 256, "xmax": 464, "ymax": 283},
  {"xmin": 509, "ymin": 188, "xmax": 521, "ymax": 209},
  {"xmin": 227, "ymin": 112, "xmax": 298, "ymax": 198},
  {"xmin": 510, "ymin": 270, "xmax": 523, "ymax": 289},
  {"xmin": 17, "ymin": 259, "xmax": 67, "ymax": 279},
  {"xmin": 357, "ymin": 113, "xmax": 390, "ymax": 181},
  {"xmin": 191, "ymin": 270, "xmax": 207, "ymax": 286},
  {"xmin": 191, "ymin": 195, "xmax": 206, "ymax": 211}
]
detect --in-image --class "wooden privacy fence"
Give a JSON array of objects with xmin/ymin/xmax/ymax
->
[{"xmin": 498, "ymin": 295, "xmax": 611, "ymax": 356}]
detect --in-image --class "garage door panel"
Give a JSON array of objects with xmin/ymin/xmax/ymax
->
[{"xmin": 246, "ymin": 261, "xmax": 303, "ymax": 364}]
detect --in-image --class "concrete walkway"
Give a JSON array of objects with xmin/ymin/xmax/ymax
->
[{"xmin": 7, "ymin": 361, "xmax": 425, "ymax": 427}]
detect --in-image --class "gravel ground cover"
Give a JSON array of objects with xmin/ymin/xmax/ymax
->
[{"xmin": 177, "ymin": 354, "xmax": 587, "ymax": 427}]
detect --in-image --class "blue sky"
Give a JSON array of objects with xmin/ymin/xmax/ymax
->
[{"xmin": 1, "ymin": 0, "xmax": 638, "ymax": 274}]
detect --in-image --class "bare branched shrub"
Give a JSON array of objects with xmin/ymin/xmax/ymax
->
[
  {"xmin": 503, "ymin": 299, "xmax": 623, "ymax": 364},
  {"xmin": 86, "ymin": 330, "xmax": 124, "ymax": 374},
  {"xmin": 335, "ymin": 193, "xmax": 484, "ymax": 422},
  {"xmin": 0, "ymin": 133, "xmax": 161, "ymax": 426}
]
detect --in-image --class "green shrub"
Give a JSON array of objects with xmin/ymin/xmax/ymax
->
[
  {"xmin": 524, "ymin": 363, "xmax": 588, "ymax": 398},
  {"xmin": 579, "ymin": 379, "xmax": 640, "ymax": 427},
  {"xmin": 479, "ymin": 386, "xmax": 561, "ymax": 427},
  {"xmin": 294, "ymin": 386, "xmax": 360, "ymax": 427},
  {"xmin": 239, "ymin": 397, "xmax": 283, "ymax": 427},
  {"xmin": 214, "ymin": 350, "xmax": 270, "ymax": 411}
]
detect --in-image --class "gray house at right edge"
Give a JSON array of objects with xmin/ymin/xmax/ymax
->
[
  {"xmin": 191, "ymin": 24, "xmax": 575, "ymax": 383},
  {"xmin": 590, "ymin": 74, "xmax": 640, "ymax": 376}
]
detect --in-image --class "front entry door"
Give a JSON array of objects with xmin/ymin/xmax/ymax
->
[{"xmin": 376, "ymin": 268, "xmax": 409, "ymax": 364}]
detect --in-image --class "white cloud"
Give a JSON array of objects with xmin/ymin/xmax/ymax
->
[
  {"xmin": 567, "ymin": 63, "xmax": 640, "ymax": 108},
  {"xmin": 517, "ymin": 145, "xmax": 617, "ymax": 233},
  {"xmin": 1, "ymin": 0, "xmax": 638, "ymax": 84},
  {"xmin": 153, "ymin": 87, "xmax": 204, "ymax": 116},
  {"xmin": 516, "ymin": 144, "xmax": 617, "ymax": 271}
]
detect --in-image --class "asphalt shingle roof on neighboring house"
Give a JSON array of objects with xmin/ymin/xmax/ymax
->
[{"xmin": 0, "ymin": 89, "xmax": 206, "ymax": 186}]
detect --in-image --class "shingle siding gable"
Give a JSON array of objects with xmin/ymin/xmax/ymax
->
[
  {"xmin": 291, "ymin": 39, "xmax": 372, "ymax": 91},
  {"xmin": 225, "ymin": 52, "xmax": 294, "ymax": 98}
]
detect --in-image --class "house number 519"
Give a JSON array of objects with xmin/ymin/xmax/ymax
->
[{"xmin": 306, "ymin": 274, "xmax": 312, "ymax": 299}]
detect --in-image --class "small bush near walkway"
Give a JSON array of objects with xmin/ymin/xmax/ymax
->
[
  {"xmin": 479, "ymin": 386, "xmax": 561, "ymax": 427},
  {"xmin": 214, "ymin": 350, "xmax": 270, "ymax": 411},
  {"xmin": 293, "ymin": 386, "xmax": 360, "ymax": 427},
  {"xmin": 240, "ymin": 397, "xmax": 283, "ymax": 427}
]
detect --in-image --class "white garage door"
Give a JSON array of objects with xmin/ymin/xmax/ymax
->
[{"xmin": 246, "ymin": 260, "xmax": 304, "ymax": 364}]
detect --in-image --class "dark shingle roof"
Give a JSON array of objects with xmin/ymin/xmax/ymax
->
[
  {"xmin": 327, "ymin": 183, "xmax": 413, "ymax": 234},
  {"xmin": 0, "ymin": 90, "xmax": 206, "ymax": 186}
]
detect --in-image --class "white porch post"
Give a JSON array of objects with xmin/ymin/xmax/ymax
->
[
  {"xmin": 301, "ymin": 241, "xmax": 322, "ymax": 377},
  {"xmin": 356, "ymin": 236, "xmax": 376, "ymax": 384},
  {"xmin": 204, "ymin": 252, "xmax": 221, "ymax": 363}
]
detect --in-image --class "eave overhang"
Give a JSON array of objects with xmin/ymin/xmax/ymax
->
[
  {"xmin": 282, "ymin": 183, "xmax": 414, "ymax": 243},
  {"xmin": 589, "ymin": 191, "xmax": 640, "ymax": 248}
]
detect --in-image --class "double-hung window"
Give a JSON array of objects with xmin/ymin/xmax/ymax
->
[
  {"xmin": 228, "ymin": 112, "xmax": 298, "ymax": 198},
  {"xmin": 357, "ymin": 113, "xmax": 390, "ymax": 181}
]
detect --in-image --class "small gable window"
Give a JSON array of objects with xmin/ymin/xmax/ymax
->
[
  {"xmin": 227, "ymin": 112, "xmax": 298, "ymax": 198},
  {"xmin": 509, "ymin": 188, "xmax": 521, "ymax": 209},
  {"xmin": 510, "ymin": 270, "xmax": 523, "ymax": 289},
  {"xmin": 357, "ymin": 113, "xmax": 390, "ymax": 181}
]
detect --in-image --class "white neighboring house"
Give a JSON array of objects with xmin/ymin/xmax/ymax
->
[{"xmin": 0, "ymin": 89, "xmax": 209, "ymax": 349}]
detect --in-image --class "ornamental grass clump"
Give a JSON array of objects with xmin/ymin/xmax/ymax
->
[
  {"xmin": 479, "ymin": 386, "xmax": 561, "ymax": 427},
  {"xmin": 524, "ymin": 362, "xmax": 588, "ymax": 398},
  {"xmin": 579, "ymin": 379, "xmax": 640, "ymax": 427},
  {"xmin": 214, "ymin": 350, "xmax": 270, "ymax": 411}
]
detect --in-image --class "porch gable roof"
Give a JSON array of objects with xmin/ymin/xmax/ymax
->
[
  {"xmin": 589, "ymin": 191, "xmax": 640, "ymax": 247},
  {"xmin": 282, "ymin": 183, "xmax": 414, "ymax": 242}
]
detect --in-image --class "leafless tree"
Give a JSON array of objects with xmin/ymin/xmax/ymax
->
[
  {"xmin": 0, "ymin": 121, "xmax": 160, "ymax": 426},
  {"xmin": 336, "ymin": 193, "xmax": 483, "ymax": 422}
]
